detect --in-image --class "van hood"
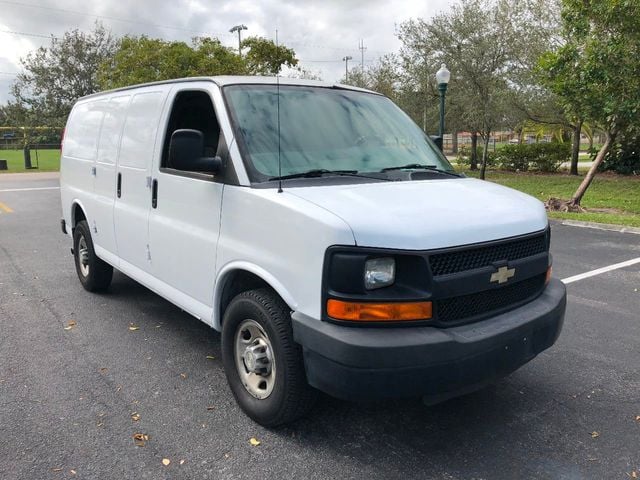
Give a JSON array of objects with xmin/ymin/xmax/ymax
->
[{"xmin": 287, "ymin": 178, "xmax": 548, "ymax": 250}]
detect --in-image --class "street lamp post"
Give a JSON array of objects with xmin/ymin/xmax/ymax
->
[
  {"xmin": 342, "ymin": 56, "xmax": 353, "ymax": 82},
  {"xmin": 230, "ymin": 24, "xmax": 248, "ymax": 57},
  {"xmin": 435, "ymin": 63, "xmax": 451, "ymax": 139}
]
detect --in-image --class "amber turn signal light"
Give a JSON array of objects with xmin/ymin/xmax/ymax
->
[
  {"xmin": 545, "ymin": 266, "xmax": 552, "ymax": 284},
  {"xmin": 327, "ymin": 299, "xmax": 432, "ymax": 322}
]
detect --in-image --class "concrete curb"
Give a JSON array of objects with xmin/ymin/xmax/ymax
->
[{"xmin": 558, "ymin": 219, "xmax": 640, "ymax": 235}]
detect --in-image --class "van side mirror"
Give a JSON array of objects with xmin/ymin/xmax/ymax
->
[{"xmin": 168, "ymin": 129, "xmax": 222, "ymax": 173}]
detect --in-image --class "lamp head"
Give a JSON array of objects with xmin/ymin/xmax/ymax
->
[{"xmin": 436, "ymin": 63, "xmax": 451, "ymax": 85}]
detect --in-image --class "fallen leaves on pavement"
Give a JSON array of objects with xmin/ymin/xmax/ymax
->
[
  {"xmin": 249, "ymin": 437, "xmax": 261, "ymax": 446},
  {"xmin": 206, "ymin": 355, "xmax": 215, "ymax": 360},
  {"xmin": 591, "ymin": 431, "xmax": 600, "ymax": 438},
  {"xmin": 128, "ymin": 324, "xmax": 139, "ymax": 331},
  {"xmin": 64, "ymin": 320, "xmax": 76, "ymax": 331},
  {"xmin": 206, "ymin": 406, "xmax": 215, "ymax": 411},
  {"xmin": 133, "ymin": 433, "xmax": 149, "ymax": 447},
  {"xmin": 162, "ymin": 458, "xmax": 171, "ymax": 466},
  {"xmin": 131, "ymin": 412, "xmax": 140, "ymax": 422}
]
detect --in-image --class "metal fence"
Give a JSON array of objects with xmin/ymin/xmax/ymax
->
[{"xmin": 0, "ymin": 143, "xmax": 60, "ymax": 150}]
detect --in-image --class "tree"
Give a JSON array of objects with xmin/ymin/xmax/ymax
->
[
  {"xmin": 241, "ymin": 36, "xmax": 298, "ymax": 75},
  {"xmin": 11, "ymin": 22, "xmax": 116, "ymax": 127},
  {"xmin": 340, "ymin": 54, "xmax": 401, "ymax": 100},
  {"xmin": 98, "ymin": 36, "xmax": 245, "ymax": 89},
  {"xmin": 0, "ymin": 102, "xmax": 27, "ymax": 127},
  {"xmin": 0, "ymin": 105, "xmax": 9, "ymax": 126},
  {"xmin": 540, "ymin": 0, "xmax": 640, "ymax": 208},
  {"xmin": 503, "ymin": 0, "xmax": 583, "ymax": 174},
  {"xmin": 399, "ymin": 0, "xmax": 526, "ymax": 178},
  {"xmin": 398, "ymin": 0, "xmax": 562, "ymax": 176},
  {"xmin": 287, "ymin": 67, "xmax": 323, "ymax": 81},
  {"xmin": 99, "ymin": 35, "xmax": 299, "ymax": 90}
]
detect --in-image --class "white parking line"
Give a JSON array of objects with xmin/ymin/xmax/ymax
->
[
  {"xmin": 0, "ymin": 186, "xmax": 60, "ymax": 192},
  {"xmin": 562, "ymin": 257, "xmax": 640, "ymax": 284}
]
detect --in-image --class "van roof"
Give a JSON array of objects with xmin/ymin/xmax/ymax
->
[{"xmin": 78, "ymin": 76, "xmax": 380, "ymax": 101}]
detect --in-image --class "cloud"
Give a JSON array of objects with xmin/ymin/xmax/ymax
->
[{"xmin": 0, "ymin": 0, "xmax": 454, "ymax": 103}]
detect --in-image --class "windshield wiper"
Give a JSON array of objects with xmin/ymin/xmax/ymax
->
[
  {"xmin": 269, "ymin": 169, "xmax": 357, "ymax": 180},
  {"xmin": 380, "ymin": 164, "xmax": 461, "ymax": 177},
  {"xmin": 269, "ymin": 169, "xmax": 390, "ymax": 181}
]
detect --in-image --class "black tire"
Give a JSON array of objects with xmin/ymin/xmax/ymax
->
[
  {"xmin": 73, "ymin": 220, "xmax": 113, "ymax": 292},
  {"xmin": 221, "ymin": 288, "xmax": 317, "ymax": 426}
]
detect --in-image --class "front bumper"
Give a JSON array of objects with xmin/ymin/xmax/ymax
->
[{"xmin": 292, "ymin": 278, "xmax": 566, "ymax": 401}]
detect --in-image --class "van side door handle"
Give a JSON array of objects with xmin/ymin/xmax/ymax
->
[
  {"xmin": 151, "ymin": 179, "xmax": 158, "ymax": 208},
  {"xmin": 117, "ymin": 172, "xmax": 122, "ymax": 198}
]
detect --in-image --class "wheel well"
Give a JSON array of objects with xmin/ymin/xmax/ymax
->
[
  {"xmin": 72, "ymin": 203, "xmax": 86, "ymax": 228},
  {"xmin": 219, "ymin": 270, "xmax": 272, "ymax": 323}
]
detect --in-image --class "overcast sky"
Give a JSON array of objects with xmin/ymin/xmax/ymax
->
[{"xmin": 0, "ymin": 0, "xmax": 454, "ymax": 104}]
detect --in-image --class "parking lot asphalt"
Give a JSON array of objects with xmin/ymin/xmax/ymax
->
[{"xmin": 1, "ymin": 173, "xmax": 638, "ymax": 480}]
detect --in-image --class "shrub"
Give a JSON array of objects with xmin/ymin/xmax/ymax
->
[
  {"xmin": 495, "ymin": 144, "xmax": 531, "ymax": 171},
  {"xmin": 532, "ymin": 143, "xmax": 570, "ymax": 172},
  {"xmin": 598, "ymin": 131, "xmax": 640, "ymax": 175},
  {"xmin": 455, "ymin": 145, "xmax": 472, "ymax": 165},
  {"xmin": 494, "ymin": 143, "xmax": 570, "ymax": 172},
  {"xmin": 456, "ymin": 145, "xmax": 496, "ymax": 167}
]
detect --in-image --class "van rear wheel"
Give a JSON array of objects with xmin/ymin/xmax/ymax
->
[
  {"xmin": 221, "ymin": 288, "xmax": 316, "ymax": 426},
  {"xmin": 73, "ymin": 220, "xmax": 113, "ymax": 292}
]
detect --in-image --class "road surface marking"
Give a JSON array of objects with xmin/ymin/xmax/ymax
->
[
  {"xmin": 562, "ymin": 257, "xmax": 640, "ymax": 284},
  {"xmin": 0, "ymin": 186, "xmax": 59, "ymax": 193},
  {"xmin": 0, "ymin": 202, "xmax": 13, "ymax": 213}
]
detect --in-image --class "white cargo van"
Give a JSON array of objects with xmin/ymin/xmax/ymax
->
[{"xmin": 60, "ymin": 76, "xmax": 566, "ymax": 426}]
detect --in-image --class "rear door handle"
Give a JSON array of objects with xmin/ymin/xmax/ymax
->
[
  {"xmin": 117, "ymin": 172, "xmax": 122, "ymax": 198},
  {"xmin": 152, "ymin": 179, "xmax": 158, "ymax": 208}
]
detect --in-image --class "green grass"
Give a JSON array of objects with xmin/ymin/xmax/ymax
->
[
  {"xmin": 461, "ymin": 169, "xmax": 640, "ymax": 227},
  {"xmin": 0, "ymin": 149, "xmax": 61, "ymax": 173}
]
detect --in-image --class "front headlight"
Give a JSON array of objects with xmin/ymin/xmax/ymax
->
[{"xmin": 364, "ymin": 257, "xmax": 395, "ymax": 290}]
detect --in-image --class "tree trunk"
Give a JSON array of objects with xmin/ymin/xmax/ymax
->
[
  {"xmin": 451, "ymin": 130, "xmax": 458, "ymax": 154},
  {"xmin": 479, "ymin": 133, "xmax": 490, "ymax": 180},
  {"xmin": 470, "ymin": 132, "xmax": 478, "ymax": 170},
  {"xmin": 570, "ymin": 120, "xmax": 582, "ymax": 176},
  {"xmin": 570, "ymin": 131, "xmax": 615, "ymax": 206}
]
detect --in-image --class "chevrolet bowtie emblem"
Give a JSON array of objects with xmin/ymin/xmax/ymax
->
[{"xmin": 490, "ymin": 266, "xmax": 515, "ymax": 284}]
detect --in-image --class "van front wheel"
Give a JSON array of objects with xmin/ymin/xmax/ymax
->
[
  {"xmin": 221, "ymin": 288, "xmax": 316, "ymax": 426},
  {"xmin": 73, "ymin": 220, "xmax": 113, "ymax": 292}
]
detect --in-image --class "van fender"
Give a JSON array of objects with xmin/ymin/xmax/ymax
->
[
  {"xmin": 70, "ymin": 198, "xmax": 89, "ymax": 228},
  {"xmin": 212, "ymin": 261, "xmax": 297, "ymax": 331}
]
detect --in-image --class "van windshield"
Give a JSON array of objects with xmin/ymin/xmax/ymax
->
[{"xmin": 224, "ymin": 85, "xmax": 453, "ymax": 182}]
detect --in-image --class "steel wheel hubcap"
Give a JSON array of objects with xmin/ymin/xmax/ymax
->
[
  {"xmin": 78, "ymin": 236, "xmax": 90, "ymax": 277},
  {"xmin": 234, "ymin": 319, "xmax": 275, "ymax": 399}
]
